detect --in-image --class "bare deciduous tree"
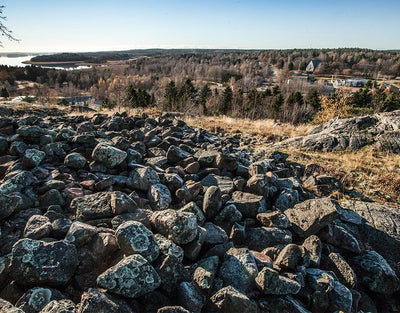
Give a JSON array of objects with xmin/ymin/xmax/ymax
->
[{"xmin": 0, "ymin": 5, "xmax": 19, "ymax": 46}]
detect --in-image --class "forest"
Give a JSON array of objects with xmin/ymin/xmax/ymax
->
[{"xmin": 0, "ymin": 48, "xmax": 399, "ymax": 124}]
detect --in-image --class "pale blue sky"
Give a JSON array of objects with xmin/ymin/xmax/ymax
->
[{"xmin": 2, "ymin": 0, "xmax": 400, "ymax": 52}]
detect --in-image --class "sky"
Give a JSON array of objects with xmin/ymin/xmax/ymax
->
[{"xmin": 1, "ymin": 0, "xmax": 400, "ymax": 53}]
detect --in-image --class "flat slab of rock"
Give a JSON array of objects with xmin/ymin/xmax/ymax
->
[
  {"xmin": 284, "ymin": 198, "xmax": 342, "ymax": 237},
  {"xmin": 71, "ymin": 191, "xmax": 137, "ymax": 221},
  {"xmin": 255, "ymin": 267, "xmax": 301, "ymax": 295},
  {"xmin": 228, "ymin": 191, "xmax": 267, "ymax": 218},
  {"xmin": 97, "ymin": 254, "xmax": 161, "ymax": 298},
  {"xmin": 341, "ymin": 200, "xmax": 400, "ymax": 275},
  {"xmin": 201, "ymin": 174, "xmax": 234, "ymax": 194},
  {"xmin": 10, "ymin": 239, "xmax": 78, "ymax": 286}
]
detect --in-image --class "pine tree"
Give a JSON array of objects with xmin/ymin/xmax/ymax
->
[
  {"xmin": 198, "ymin": 84, "xmax": 212, "ymax": 115},
  {"xmin": 164, "ymin": 81, "xmax": 178, "ymax": 110},
  {"xmin": 0, "ymin": 87, "xmax": 9, "ymax": 98},
  {"xmin": 220, "ymin": 86, "xmax": 232, "ymax": 115}
]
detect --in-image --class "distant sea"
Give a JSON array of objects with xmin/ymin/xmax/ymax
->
[
  {"xmin": 0, "ymin": 55, "xmax": 92, "ymax": 70},
  {"xmin": 0, "ymin": 55, "xmax": 34, "ymax": 67}
]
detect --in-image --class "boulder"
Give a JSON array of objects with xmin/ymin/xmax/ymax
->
[
  {"xmin": 10, "ymin": 239, "xmax": 78, "ymax": 286},
  {"xmin": 284, "ymin": 198, "xmax": 342, "ymax": 237},
  {"xmin": 116, "ymin": 221, "xmax": 159, "ymax": 262},
  {"xmin": 97, "ymin": 254, "xmax": 161, "ymax": 298},
  {"xmin": 92, "ymin": 144, "xmax": 127, "ymax": 168}
]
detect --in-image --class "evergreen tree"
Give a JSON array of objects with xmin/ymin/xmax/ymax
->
[
  {"xmin": 198, "ymin": 84, "xmax": 212, "ymax": 115},
  {"xmin": 271, "ymin": 94, "xmax": 284, "ymax": 119},
  {"xmin": 0, "ymin": 87, "xmax": 9, "ymax": 98},
  {"xmin": 164, "ymin": 80, "xmax": 178, "ymax": 110},
  {"xmin": 287, "ymin": 91, "xmax": 304, "ymax": 106},
  {"xmin": 220, "ymin": 86, "xmax": 233, "ymax": 115},
  {"xmin": 306, "ymin": 88, "xmax": 321, "ymax": 110}
]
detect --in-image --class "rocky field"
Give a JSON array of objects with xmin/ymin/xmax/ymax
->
[{"xmin": 0, "ymin": 107, "xmax": 399, "ymax": 312}]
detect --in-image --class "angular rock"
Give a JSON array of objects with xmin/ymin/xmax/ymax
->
[
  {"xmin": 318, "ymin": 224, "xmax": 361, "ymax": 254},
  {"xmin": 324, "ymin": 252, "xmax": 357, "ymax": 288},
  {"xmin": 192, "ymin": 256, "xmax": 219, "ymax": 291},
  {"xmin": 201, "ymin": 174, "xmax": 234, "ymax": 194},
  {"xmin": 351, "ymin": 250, "xmax": 400, "ymax": 294},
  {"xmin": 92, "ymin": 144, "xmax": 127, "ymax": 168},
  {"xmin": 148, "ymin": 183, "xmax": 172, "ymax": 210},
  {"xmin": 256, "ymin": 267, "xmax": 301, "ymax": 295},
  {"xmin": 16, "ymin": 287, "xmax": 66, "ymax": 313},
  {"xmin": 274, "ymin": 244, "xmax": 306, "ymax": 270},
  {"xmin": 214, "ymin": 204, "xmax": 242, "ymax": 234},
  {"xmin": 127, "ymin": 167, "xmax": 160, "ymax": 191},
  {"xmin": 22, "ymin": 148, "xmax": 46, "ymax": 168},
  {"xmin": 218, "ymin": 247, "xmax": 258, "ymax": 293},
  {"xmin": 177, "ymin": 281, "xmax": 204, "ymax": 313},
  {"xmin": 64, "ymin": 152, "xmax": 87, "ymax": 169},
  {"xmin": 210, "ymin": 286, "xmax": 257, "ymax": 313},
  {"xmin": 71, "ymin": 191, "xmax": 136, "ymax": 221},
  {"xmin": 10, "ymin": 238, "xmax": 78, "ymax": 286},
  {"xmin": 151, "ymin": 209, "xmax": 198, "ymax": 245},
  {"xmin": 97, "ymin": 254, "xmax": 161, "ymax": 298},
  {"xmin": 116, "ymin": 221, "xmax": 159, "ymax": 262},
  {"xmin": 285, "ymin": 198, "xmax": 342, "ymax": 237},
  {"xmin": 23, "ymin": 215, "xmax": 52, "ymax": 240},
  {"xmin": 228, "ymin": 191, "xmax": 267, "ymax": 218}
]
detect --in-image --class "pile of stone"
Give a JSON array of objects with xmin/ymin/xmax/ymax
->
[{"xmin": 0, "ymin": 111, "xmax": 398, "ymax": 313}]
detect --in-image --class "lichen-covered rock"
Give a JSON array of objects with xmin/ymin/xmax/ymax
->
[
  {"xmin": 65, "ymin": 221, "xmax": 99, "ymax": 247},
  {"xmin": 351, "ymin": 250, "xmax": 400, "ymax": 294},
  {"xmin": 218, "ymin": 247, "xmax": 258, "ymax": 293},
  {"xmin": 15, "ymin": 287, "xmax": 66, "ymax": 313},
  {"xmin": 214, "ymin": 204, "xmax": 242, "ymax": 234},
  {"xmin": 151, "ymin": 209, "xmax": 198, "ymax": 245},
  {"xmin": 22, "ymin": 148, "xmax": 46, "ymax": 168},
  {"xmin": 64, "ymin": 152, "xmax": 87, "ymax": 169},
  {"xmin": 92, "ymin": 144, "xmax": 127, "ymax": 168},
  {"xmin": 23, "ymin": 215, "xmax": 52, "ymax": 240},
  {"xmin": 0, "ymin": 193, "xmax": 25, "ymax": 220},
  {"xmin": 71, "ymin": 191, "xmax": 136, "ymax": 221},
  {"xmin": 10, "ymin": 239, "xmax": 78, "ymax": 286},
  {"xmin": 155, "ymin": 234, "xmax": 184, "ymax": 262},
  {"xmin": 127, "ymin": 167, "xmax": 160, "ymax": 191},
  {"xmin": 97, "ymin": 254, "xmax": 161, "ymax": 298},
  {"xmin": 179, "ymin": 202, "xmax": 205, "ymax": 226},
  {"xmin": 255, "ymin": 267, "xmax": 301, "ymax": 295},
  {"xmin": 148, "ymin": 183, "xmax": 172, "ymax": 210},
  {"xmin": 192, "ymin": 256, "xmax": 219, "ymax": 292},
  {"xmin": 116, "ymin": 221, "xmax": 159, "ymax": 262},
  {"xmin": 157, "ymin": 307, "xmax": 190, "ymax": 313},
  {"xmin": 156, "ymin": 255, "xmax": 188, "ymax": 295},
  {"xmin": 284, "ymin": 198, "xmax": 342, "ymax": 237},
  {"xmin": 210, "ymin": 286, "xmax": 257, "ymax": 313}
]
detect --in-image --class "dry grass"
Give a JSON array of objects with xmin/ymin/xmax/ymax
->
[
  {"xmin": 282, "ymin": 147, "xmax": 400, "ymax": 205},
  {"xmin": 185, "ymin": 114, "xmax": 400, "ymax": 205},
  {"xmin": 184, "ymin": 115, "xmax": 312, "ymax": 139}
]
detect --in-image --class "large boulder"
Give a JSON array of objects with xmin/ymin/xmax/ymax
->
[
  {"xmin": 341, "ymin": 200, "xmax": 400, "ymax": 275},
  {"xmin": 351, "ymin": 251, "xmax": 400, "ymax": 294}
]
